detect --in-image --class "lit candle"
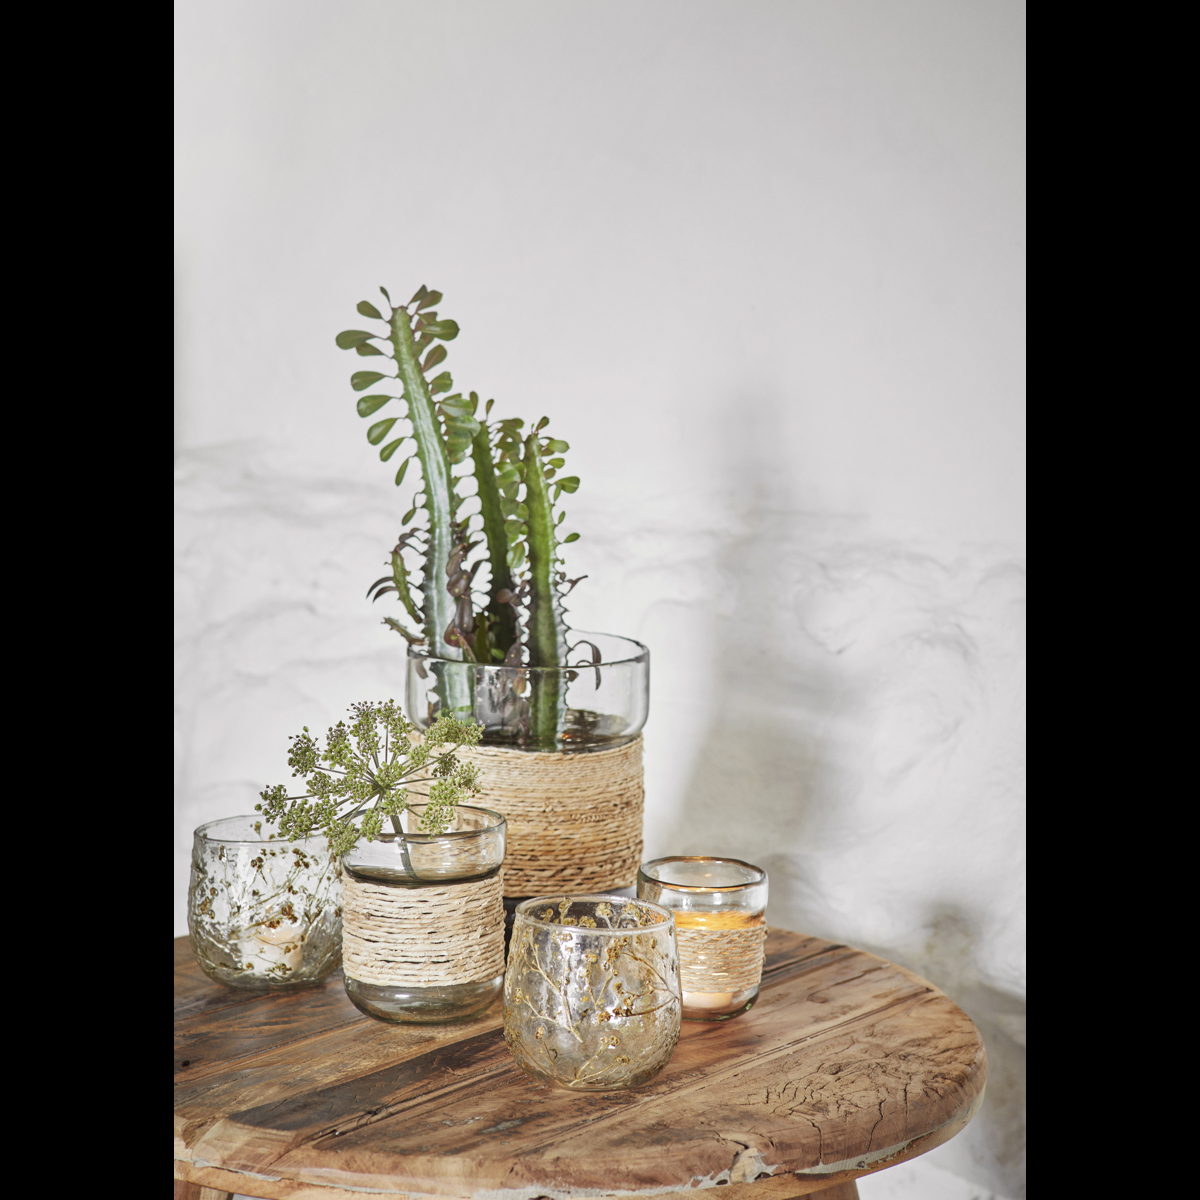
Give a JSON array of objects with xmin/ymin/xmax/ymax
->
[
  {"xmin": 637, "ymin": 857, "xmax": 769, "ymax": 1022},
  {"xmin": 673, "ymin": 909, "xmax": 766, "ymax": 1015},
  {"xmin": 239, "ymin": 917, "xmax": 305, "ymax": 975},
  {"xmin": 682, "ymin": 989, "xmax": 736, "ymax": 1009}
]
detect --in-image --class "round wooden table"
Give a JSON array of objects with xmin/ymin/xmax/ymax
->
[{"xmin": 174, "ymin": 928, "xmax": 985, "ymax": 1200}]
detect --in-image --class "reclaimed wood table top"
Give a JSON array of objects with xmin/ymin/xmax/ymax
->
[{"xmin": 174, "ymin": 929, "xmax": 986, "ymax": 1200}]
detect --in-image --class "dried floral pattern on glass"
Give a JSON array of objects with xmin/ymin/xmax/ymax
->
[
  {"xmin": 504, "ymin": 896, "xmax": 680, "ymax": 1090},
  {"xmin": 188, "ymin": 816, "xmax": 342, "ymax": 989}
]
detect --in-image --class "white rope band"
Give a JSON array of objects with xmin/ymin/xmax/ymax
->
[{"xmin": 341, "ymin": 870, "xmax": 505, "ymax": 988}]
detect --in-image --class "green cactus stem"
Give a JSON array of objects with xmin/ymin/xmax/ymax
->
[
  {"xmin": 522, "ymin": 431, "xmax": 570, "ymax": 667},
  {"xmin": 471, "ymin": 411, "xmax": 518, "ymax": 659},
  {"xmin": 343, "ymin": 286, "xmax": 589, "ymax": 743},
  {"xmin": 388, "ymin": 306, "xmax": 460, "ymax": 657},
  {"xmin": 522, "ymin": 431, "xmax": 570, "ymax": 742}
]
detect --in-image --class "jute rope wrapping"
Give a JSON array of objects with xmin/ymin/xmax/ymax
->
[
  {"xmin": 341, "ymin": 870, "xmax": 505, "ymax": 988},
  {"xmin": 676, "ymin": 924, "xmax": 768, "ymax": 992},
  {"xmin": 449, "ymin": 736, "xmax": 644, "ymax": 898}
]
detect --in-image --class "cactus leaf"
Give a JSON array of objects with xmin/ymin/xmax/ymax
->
[
  {"xmin": 416, "ymin": 290, "xmax": 443, "ymax": 310},
  {"xmin": 357, "ymin": 300, "xmax": 384, "ymax": 320},
  {"xmin": 423, "ymin": 319, "xmax": 459, "ymax": 340},
  {"xmin": 562, "ymin": 532, "xmax": 580, "ymax": 543},
  {"xmin": 379, "ymin": 438, "xmax": 405, "ymax": 462},
  {"xmin": 394, "ymin": 457, "xmax": 411, "ymax": 486},
  {"xmin": 336, "ymin": 329, "xmax": 376, "ymax": 349},
  {"xmin": 429, "ymin": 370, "xmax": 453, "ymax": 395},
  {"xmin": 355, "ymin": 342, "xmax": 385, "ymax": 356},
  {"xmin": 382, "ymin": 615, "xmax": 424, "ymax": 644},
  {"xmin": 423, "ymin": 345, "xmax": 447, "ymax": 372},
  {"xmin": 367, "ymin": 418, "xmax": 398, "ymax": 445},
  {"xmin": 352, "ymin": 370, "xmax": 388, "ymax": 391},
  {"xmin": 356, "ymin": 394, "xmax": 393, "ymax": 418},
  {"xmin": 389, "ymin": 546, "xmax": 424, "ymax": 625}
]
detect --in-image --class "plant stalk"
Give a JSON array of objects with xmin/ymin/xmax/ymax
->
[
  {"xmin": 523, "ymin": 433, "xmax": 569, "ymax": 742},
  {"xmin": 390, "ymin": 308, "xmax": 459, "ymax": 656},
  {"xmin": 471, "ymin": 420, "xmax": 517, "ymax": 656}
]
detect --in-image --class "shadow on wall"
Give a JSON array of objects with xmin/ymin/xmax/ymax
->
[
  {"xmin": 889, "ymin": 906, "xmax": 1026, "ymax": 1200},
  {"xmin": 661, "ymin": 400, "xmax": 1025, "ymax": 1199}
]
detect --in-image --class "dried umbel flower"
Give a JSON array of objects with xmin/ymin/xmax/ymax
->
[{"xmin": 257, "ymin": 700, "xmax": 482, "ymax": 856}]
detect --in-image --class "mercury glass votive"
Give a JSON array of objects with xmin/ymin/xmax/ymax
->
[
  {"xmin": 637, "ymin": 857, "xmax": 768, "ymax": 1021},
  {"xmin": 504, "ymin": 895, "xmax": 681, "ymax": 1090},
  {"xmin": 188, "ymin": 815, "xmax": 342, "ymax": 989}
]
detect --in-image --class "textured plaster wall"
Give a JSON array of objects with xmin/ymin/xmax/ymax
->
[{"xmin": 175, "ymin": 4, "xmax": 1025, "ymax": 1197}]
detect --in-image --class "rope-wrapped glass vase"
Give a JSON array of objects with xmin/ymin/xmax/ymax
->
[
  {"xmin": 406, "ymin": 632, "xmax": 649, "ymax": 899},
  {"xmin": 637, "ymin": 856, "xmax": 768, "ymax": 1021},
  {"xmin": 341, "ymin": 803, "xmax": 507, "ymax": 1023}
]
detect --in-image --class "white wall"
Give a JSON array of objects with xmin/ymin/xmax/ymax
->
[{"xmin": 175, "ymin": 4, "xmax": 1025, "ymax": 1197}]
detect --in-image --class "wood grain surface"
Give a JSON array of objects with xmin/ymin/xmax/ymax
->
[{"xmin": 175, "ymin": 929, "xmax": 985, "ymax": 1199}]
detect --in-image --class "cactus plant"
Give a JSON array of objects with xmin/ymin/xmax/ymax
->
[{"xmin": 338, "ymin": 285, "xmax": 584, "ymax": 739}]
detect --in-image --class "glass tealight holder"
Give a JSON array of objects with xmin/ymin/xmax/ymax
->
[
  {"xmin": 188, "ymin": 815, "xmax": 342, "ymax": 989},
  {"xmin": 637, "ymin": 857, "xmax": 768, "ymax": 1021},
  {"xmin": 341, "ymin": 803, "xmax": 507, "ymax": 1024},
  {"xmin": 504, "ymin": 895, "xmax": 681, "ymax": 1090}
]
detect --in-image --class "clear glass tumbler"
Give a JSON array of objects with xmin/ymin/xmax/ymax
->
[
  {"xmin": 341, "ymin": 803, "xmax": 507, "ymax": 1023},
  {"xmin": 637, "ymin": 856, "xmax": 768, "ymax": 1021},
  {"xmin": 504, "ymin": 895, "xmax": 681, "ymax": 1090},
  {"xmin": 188, "ymin": 815, "xmax": 342, "ymax": 989},
  {"xmin": 406, "ymin": 631, "xmax": 649, "ymax": 751}
]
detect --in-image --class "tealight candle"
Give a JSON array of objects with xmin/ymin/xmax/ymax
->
[
  {"xmin": 239, "ymin": 918, "xmax": 305, "ymax": 974},
  {"xmin": 637, "ymin": 857, "xmax": 768, "ymax": 1021}
]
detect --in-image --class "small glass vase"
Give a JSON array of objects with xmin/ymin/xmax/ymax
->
[
  {"xmin": 637, "ymin": 857, "xmax": 768, "ymax": 1021},
  {"xmin": 188, "ymin": 815, "xmax": 342, "ymax": 989},
  {"xmin": 341, "ymin": 803, "xmax": 506, "ymax": 1023},
  {"xmin": 504, "ymin": 895, "xmax": 681, "ymax": 1090},
  {"xmin": 406, "ymin": 631, "xmax": 648, "ymax": 751}
]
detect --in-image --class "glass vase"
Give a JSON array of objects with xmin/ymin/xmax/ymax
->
[
  {"xmin": 504, "ymin": 895, "xmax": 681, "ymax": 1090},
  {"xmin": 188, "ymin": 815, "xmax": 342, "ymax": 989},
  {"xmin": 637, "ymin": 856, "xmax": 768, "ymax": 1021},
  {"xmin": 406, "ymin": 631, "xmax": 648, "ymax": 751},
  {"xmin": 341, "ymin": 803, "xmax": 506, "ymax": 1023}
]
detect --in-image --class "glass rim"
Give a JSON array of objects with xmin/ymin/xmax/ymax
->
[
  {"xmin": 367, "ymin": 801, "xmax": 506, "ymax": 844},
  {"xmin": 195, "ymin": 804, "xmax": 505, "ymax": 846},
  {"xmin": 407, "ymin": 629, "xmax": 649, "ymax": 671},
  {"xmin": 193, "ymin": 814, "xmax": 321, "ymax": 846},
  {"xmin": 638, "ymin": 855, "xmax": 766, "ymax": 892},
  {"xmin": 514, "ymin": 892, "xmax": 675, "ymax": 932}
]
